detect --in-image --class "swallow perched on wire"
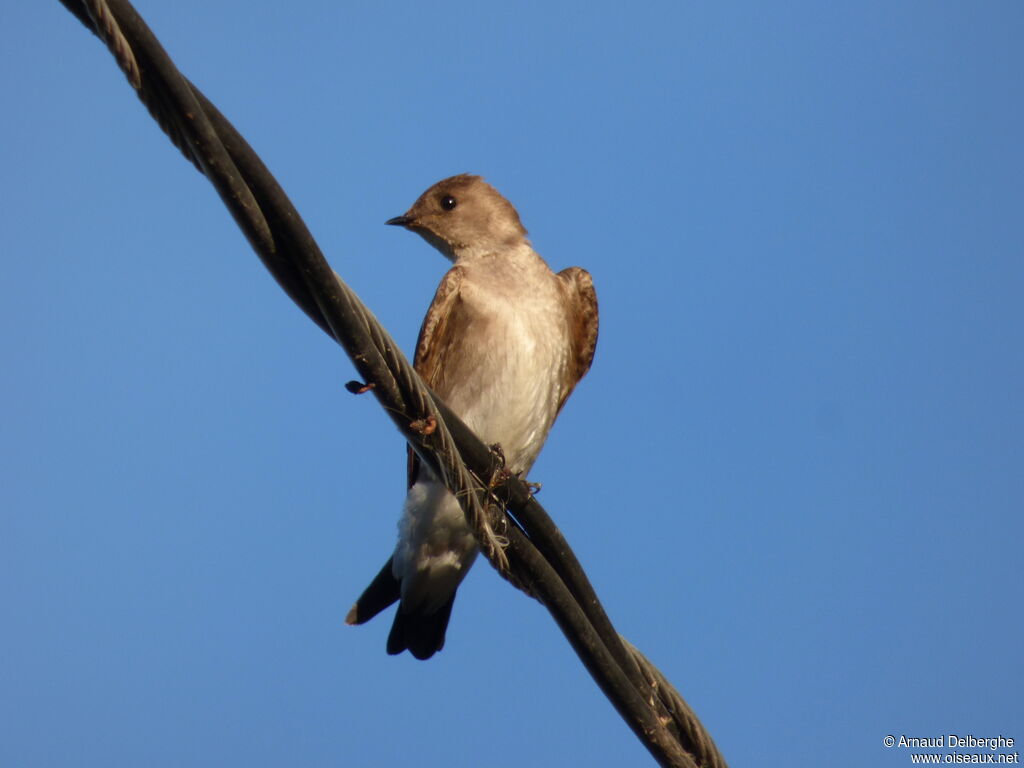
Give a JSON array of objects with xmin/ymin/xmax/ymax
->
[{"xmin": 346, "ymin": 174, "xmax": 598, "ymax": 659}]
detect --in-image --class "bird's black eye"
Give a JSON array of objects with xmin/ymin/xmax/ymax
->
[{"xmin": 440, "ymin": 195, "xmax": 457, "ymax": 211}]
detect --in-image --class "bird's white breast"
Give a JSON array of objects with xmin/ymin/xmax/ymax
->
[
  {"xmin": 393, "ymin": 248, "xmax": 572, "ymax": 606},
  {"xmin": 438, "ymin": 254, "xmax": 570, "ymax": 473}
]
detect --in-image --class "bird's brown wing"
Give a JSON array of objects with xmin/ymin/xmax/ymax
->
[
  {"xmin": 555, "ymin": 266, "xmax": 599, "ymax": 415},
  {"xmin": 406, "ymin": 266, "xmax": 467, "ymax": 489}
]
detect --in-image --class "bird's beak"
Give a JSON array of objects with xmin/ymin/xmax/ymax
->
[{"xmin": 385, "ymin": 215, "xmax": 412, "ymax": 227}]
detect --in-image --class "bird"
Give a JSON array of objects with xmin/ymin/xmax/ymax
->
[{"xmin": 345, "ymin": 174, "xmax": 598, "ymax": 659}]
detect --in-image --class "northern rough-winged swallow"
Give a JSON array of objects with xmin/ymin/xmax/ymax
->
[{"xmin": 345, "ymin": 174, "xmax": 598, "ymax": 659}]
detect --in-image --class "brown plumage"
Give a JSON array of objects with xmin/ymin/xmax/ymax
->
[{"xmin": 347, "ymin": 174, "xmax": 598, "ymax": 659}]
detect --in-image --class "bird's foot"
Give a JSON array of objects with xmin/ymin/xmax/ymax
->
[
  {"xmin": 488, "ymin": 443, "xmax": 511, "ymax": 488},
  {"xmin": 409, "ymin": 415, "xmax": 438, "ymax": 435},
  {"xmin": 488, "ymin": 442, "xmax": 506, "ymax": 467}
]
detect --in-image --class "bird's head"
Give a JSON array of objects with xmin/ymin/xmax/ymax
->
[{"xmin": 386, "ymin": 174, "xmax": 528, "ymax": 261}]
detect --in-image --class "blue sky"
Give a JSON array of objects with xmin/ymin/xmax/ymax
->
[{"xmin": 2, "ymin": 2, "xmax": 1021, "ymax": 766}]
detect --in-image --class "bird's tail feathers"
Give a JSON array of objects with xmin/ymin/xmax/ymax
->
[
  {"xmin": 345, "ymin": 557, "xmax": 401, "ymax": 625},
  {"xmin": 386, "ymin": 593, "xmax": 457, "ymax": 660}
]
